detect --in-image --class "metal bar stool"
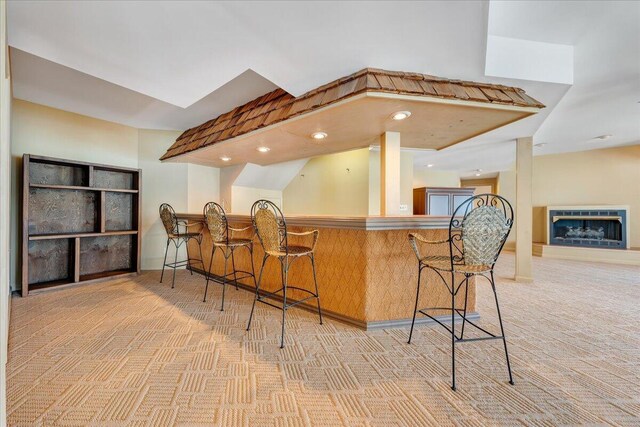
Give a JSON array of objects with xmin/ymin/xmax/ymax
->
[
  {"xmin": 407, "ymin": 194, "xmax": 514, "ymax": 391},
  {"xmin": 202, "ymin": 201, "xmax": 257, "ymax": 311},
  {"xmin": 159, "ymin": 203, "xmax": 205, "ymax": 288},
  {"xmin": 246, "ymin": 200, "xmax": 323, "ymax": 348}
]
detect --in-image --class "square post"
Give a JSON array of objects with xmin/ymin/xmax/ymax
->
[
  {"xmin": 380, "ymin": 132, "xmax": 401, "ymax": 216},
  {"xmin": 515, "ymin": 137, "xmax": 533, "ymax": 282}
]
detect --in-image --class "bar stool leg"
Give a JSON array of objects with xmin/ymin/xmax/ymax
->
[
  {"xmin": 231, "ymin": 249, "xmax": 239, "ymax": 290},
  {"xmin": 460, "ymin": 276, "xmax": 470, "ymax": 339},
  {"xmin": 171, "ymin": 241, "xmax": 179, "ymax": 289},
  {"xmin": 280, "ymin": 257, "xmax": 288, "ymax": 349},
  {"xmin": 160, "ymin": 239, "xmax": 169, "ymax": 283},
  {"xmin": 246, "ymin": 254, "xmax": 268, "ymax": 331},
  {"xmin": 408, "ymin": 265, "xmax": 423, "ymax": 344},
  {"xmin": 186, "ymin": 238, "xmax": 193, "ymax": 276},
  {"xmin": 220, "ymin": 250, "xmax": 228, "ymax": 312},
  {"xmin": 451, "ymin": 271, "xmax": 456, "ymax": 391},
  {"xmin": 310, "ymin": 254, "xmax": 323, "ymax": 325},
  {"xmin": 204, "ymin": 246, "xmax": 216, "ymax": 302},
  {"xmin": 249, "ymin": 244, "xmax": 257, "ymax": 289},
  {"xmin": 197, "ymin": 238, "xmax": 205, "ymax": 273},
  {"xmin": 491, "ymin": 271, "xmax": 514, "ymax": 385}
]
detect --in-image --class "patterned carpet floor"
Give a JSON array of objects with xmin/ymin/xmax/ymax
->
[{"xmin": 6, "ymin": 254, "xmax": 640, "ymax": 426}]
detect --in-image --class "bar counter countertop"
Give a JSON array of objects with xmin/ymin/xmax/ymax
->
[{"xmin": 177, "ymin": 213, "xmax": 476, "ymax": 330}]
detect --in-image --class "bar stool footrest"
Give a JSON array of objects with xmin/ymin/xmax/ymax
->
[
  {"xmin": 417, "ymin": 307, "xmax": 499, "ymax": 341},
  {"xmin": 256, "ymin": 298, "xmax": 284, "ymax": 311},
  {"xmin": 457, "ymin": 336, "xmax": 503, "ymax": 344},
  {"xmin": 255, "ymin": 286, "xmax": 319, "ymax": 311},
  {"xmin": 164, "ymin": 258, "xmax": 204, "ymax": 269},
  {"xmin": 206, "ymin": 272, "xmax": 254, "ymax": 282}
]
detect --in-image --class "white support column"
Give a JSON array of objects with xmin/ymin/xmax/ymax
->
[
  {"xmin": 515, "ymin": 136, "xmax": 533, "ymax": 282},
  {"xmin": 380, "ymin": 132, "xmax": 401, "ymax": 216}
]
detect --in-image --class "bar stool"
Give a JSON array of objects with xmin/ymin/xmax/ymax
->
[
  {"xmin": 202, "ymin": 201, "xmax": 257, "ymax": 311},
  {"xmin": 159, "ymin": 203, "xmax": 205, "ymax": 289},
  {"xmin": 407, "ymin": 194, "xmax": 514, "ymax": 391},
  {"xmin": 246, "ymin": 200, "xmax": 323, "ymax": 348}
]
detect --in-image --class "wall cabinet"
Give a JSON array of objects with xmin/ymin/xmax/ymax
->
[
  {"xmin": 413, "ymin": 187, "xmax": 475, "ymax": 216},
  {"xmin": 22, "ymin": 154, "xmax": 141, "ymax": 296}
]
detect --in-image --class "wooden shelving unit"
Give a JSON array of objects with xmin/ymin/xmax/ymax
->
[{"xmin": 22, "ymin": 154, "xmax": 141, "ymax": 296}]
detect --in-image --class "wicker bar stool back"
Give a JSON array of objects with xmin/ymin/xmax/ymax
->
[
  {"xmin": 204, "ymin": 201, "xmax": 228, "ymax": 243},
  {"xmin": 253, "ymin": 203, "xmax": 287, "ymax": 255},
  {"xmin": 160, "ymin": 203, "xmax": 179, "ymax": 237},
  {"xmin": 461, "ymin": 202, "xmax": 512, "ymax": 267},
  {"xmin": 407, "ymin": 194, "xmax": 514, "ymax": 391}
]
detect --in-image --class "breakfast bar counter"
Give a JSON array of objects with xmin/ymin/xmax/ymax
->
[{"xmin": 177, "ymin": 213, "xmax": 476, "ymax": 329}]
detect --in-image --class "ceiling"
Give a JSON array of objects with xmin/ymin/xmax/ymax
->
[
  {"xmin": 176, "ymin": 94, "xmax": 538, "ymax": 168},
  {"xmin": 7, "ymin": 1, "xmax": 640, "ymax": 178},
  {"xmin": 10, "ymin": 48, "xmax": 279, "ymax": 131}
]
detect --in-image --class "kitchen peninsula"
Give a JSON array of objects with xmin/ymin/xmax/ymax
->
[{"xmin": 178, "ymin": 213, "xmax": 475, "ymax": 329}]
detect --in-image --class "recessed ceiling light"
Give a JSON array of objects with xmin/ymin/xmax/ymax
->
[
  {"xmin": 311, "ymin": 132, "xmax": 327, "ymax": 140},
  {"xmin": 256, "ymin": 146, "xmax": 270, "ymax": 153},
  {"xmin": 475, "ymin": 173, "xmax": 481, "ymax": 177},
  {"xmin": 391, "ymin": 111, "xmax": 412, "ymax": 121},
  {"xmin": 427, "ymin": 164, "xmax": 434, "ymax": 168},
  {"xmin": 534, "ymin": 143, "xmax": 547, "ymax": 147},
  {"xmin": 220, "ymin": 156, "xmax": 231, "ymax": 162},
  {"xmin": 593, "ymin": 134, "xmax": 612, "ymax": 140}
]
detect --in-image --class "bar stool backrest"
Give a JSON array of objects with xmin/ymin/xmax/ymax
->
[
  {"xmin": 203, "ymin": 201, "xmax": 229, "ymax": 244},
  {"xmin": 251, "ymin": 200, "xmax": 287, "ymax": 255},
  {"xmin": 450, "ymin": 194, "xmax": 514, "ymax": 268},
  {"xmin": 159, "ymin": 203, "xmax": 179, "ymax": 237}
]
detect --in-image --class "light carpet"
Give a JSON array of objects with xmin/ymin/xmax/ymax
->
[{"xmin": 6, "ymin": 254, "xmax": 640, "ymax": 426}]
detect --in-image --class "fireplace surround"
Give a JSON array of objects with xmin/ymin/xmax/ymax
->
[{"xmin": 545, "ymin": 205, "xmax": 630, "ymax": 250}]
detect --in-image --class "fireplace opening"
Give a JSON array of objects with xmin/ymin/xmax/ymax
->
[{"xmin": 549, "ymin": 209, "xmax": 627, "ymax": 249}]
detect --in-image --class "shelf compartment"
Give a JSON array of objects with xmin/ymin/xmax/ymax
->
[
  {"xmin": 105, "ymin": 192, "xmax": 135, "ymax": 231},
  {"xmin": 79, "ymin": 269, "xmax": 136, "ymax": 283},
  {"xmin": 28, "ymin": 188, "xmax": 97, "ymax": 235},
  {"xmin": 27, "ymin": 238, "xmax": 75, "ymax": 286},
  {"xmin": 29, "ymin": 160, "xmax": 89, "ymax": 186},
  {"xmin": 80, "ymin": 235, "xmax": 135, "ymax": 277},
  {"xmin": 29, "ymin": 230, "xmax": 137, "ymax": 241},
  {"xmin": 93, "ymin": 168, "xmax": 137, "ymax": 190},
  {"xmin": 30, "ymin": 183, "xmax": 137, "ymax": 193}
]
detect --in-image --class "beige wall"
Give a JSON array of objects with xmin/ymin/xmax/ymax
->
[
  {"xmin": 284, "ymin": 148, "xmax": 370, "ymax": 216},
  {"xmin": 11, "ymin": 100, "xmax": 139, "ymax": 167},
  {"xmin": 413, "ymin": 169, "xmax": 460, "ymax": 188},
  {"xmin": 138, "ymin": 129, "xmax": 188, "ymax": 270},
  {"xmin": 1, "ymin": 1, "xmax": 10, "ymax": 423},
  {"xmin": 232, "ymin": 186, "xmax": 282, "ymax": 214},
  {"xmin": 284, "ymin": 148, "xmax": 415, "ymax": 217},
  {"xmin": 11, "ymin": 100, "xmax": 221, "ymax": 286},
  {"xmin": 219, "ymin": 164, "xmax": 244, "ymax": 212},
  {"xmin": 532, "ymin": 145, "xmax": 640, "ymax": 247},
  {"xmin": 498, "ymin": 144, "xmax": 640, "ymax": 248},
  {"xmin": 187, "ymin": 163, "xmax": 220, "ymax": 213}
]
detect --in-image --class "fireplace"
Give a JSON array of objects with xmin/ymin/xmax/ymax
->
[{"xmin": 548, "ymin": 208, "xmax": 628, "ymax": 249}]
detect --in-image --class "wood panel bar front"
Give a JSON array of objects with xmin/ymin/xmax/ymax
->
[{"xmin": 178, "ymin": 214, "xmax": 476, "ymax": 330}]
